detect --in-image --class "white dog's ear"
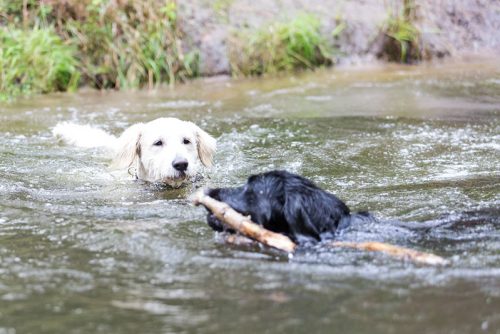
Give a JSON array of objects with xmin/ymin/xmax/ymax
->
[
  {"xmin": 191, "ymin": 123, "xmax": 216, "ymax": 167},
  {"xmin": 111, "ymin": 123, "xmax": 144, "ymax": 169}
]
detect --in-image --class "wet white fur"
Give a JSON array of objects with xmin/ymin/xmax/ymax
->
[
  {"xmin": 53, "ymin": 118, "xmax": 216, "ymax": 187},
  {"xmin": 52, "ymin": 123, "xmax": 117, "ymax": 148}
]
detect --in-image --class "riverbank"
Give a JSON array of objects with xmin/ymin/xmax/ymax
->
[
  {"xmin": 1, "ymin": 0, "xmax": 499, "ymax": 100},
  {"xmin": 183, "ymin": 0, "xmax": 500, "ymax": 74}
]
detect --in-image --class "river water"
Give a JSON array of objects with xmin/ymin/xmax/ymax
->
[{"xmin": 0, "ymin": 61, "xmax": 499, "ymax": 333}]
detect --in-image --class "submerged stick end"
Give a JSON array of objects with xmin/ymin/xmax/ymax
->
[
  {"xmin": 331, "ymin": 241, "xmax": 449, "ymax": 266},
  {"xmin": 414, "ymin": 254, "xmax": 450, "ymax": 266},
  {"xmin": 267, "ymin": 239, "xmax": 297, "ymax": 254}
]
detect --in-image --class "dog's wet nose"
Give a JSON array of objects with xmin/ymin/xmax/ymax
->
[{"xmin": 172, "ymin": 159, "xmax": 188, "ymax": 172}]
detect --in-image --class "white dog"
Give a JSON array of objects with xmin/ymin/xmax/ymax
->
[{"xmin": 53, "ymin": 118, "xmax": 216, "ymax": 187}]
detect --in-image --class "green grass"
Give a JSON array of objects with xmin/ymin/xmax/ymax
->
[
  {"xmin": 58, "ymin": 0, "xmax": 198, "ymax": 89},
  {"xmin": 385, "ymin": 17, "xmax": 419, "ymax": 63},
  {"xmin": 0, "ymin": 27, "xmax": 80, "ymax": 100},
  {"xmin": 228, "ymin": 13, "xmax": 333, "ymax": 76},
  {"xmin": 382, "ymin": 0, "xmax": 421, "ymax": 63},
  {"xmin": 0, "ymin": 0, "xmax": 198, "ymax": 99}
]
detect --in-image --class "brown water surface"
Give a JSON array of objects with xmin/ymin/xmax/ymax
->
[{"xmin": 0, "ymin": 61, "xmax": 499, "ymax": 333}]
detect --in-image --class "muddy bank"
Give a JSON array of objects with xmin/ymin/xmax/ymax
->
[{"xmin": 179, "ymin": 0, "xmax": 500, "ymax": 75}]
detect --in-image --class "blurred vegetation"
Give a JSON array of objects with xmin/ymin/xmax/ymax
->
[
  {"xmin": 212, "ymin": 0, "xmax": 234, "ymax": 23},
  {"xmin": 0, "ymin": 0, "xmax": 197, "ymax": 100},
  {"xmin": 0, "ymin": 0, "xmax": 436, "ymax": 99},
  {"xmin": 228, "ymin": 13, "xmax": 334, "ymax": 76},
  {"xmin": 0, "ymin": 26, "xmax": 80, "ymax": 99},
  {"xmin": 380, "ymin": 0, "xmax": 421, "ymax": 63}
]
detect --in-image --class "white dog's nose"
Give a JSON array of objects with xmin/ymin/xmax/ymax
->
[{"xmin": 173, "ymin": 159, "xmax": 188, "ymax": 172}]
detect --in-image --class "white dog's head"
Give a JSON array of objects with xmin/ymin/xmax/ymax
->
[{"xmin": 112, "ymin": 118, "xmax": 216, "ymax": 187}]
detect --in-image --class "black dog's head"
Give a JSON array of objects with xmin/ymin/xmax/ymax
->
[{"xmin": 205, "ymin": 170, "xmax": 351, "ymax": 244}]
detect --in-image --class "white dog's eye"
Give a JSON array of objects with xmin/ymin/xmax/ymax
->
[
  {"xmin": 183, "ymin": 138, "xmax": 191, "ymax": 145},
  {"xmin": 153, "ymin": 140, "xmax": 163, "ymax": 146}
]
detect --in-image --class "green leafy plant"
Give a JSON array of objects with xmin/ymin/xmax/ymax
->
[
  {"xmin": 0, "ymin": 0, "xmax": 198, "ymax": 98},
  {"xmin": 382, "ymin": 0, "xmax": 420, "ymax": 63},
  {"xmin": 56, "ymin": 0, "xmax": 198, "ymax": 89},
  {"xmin": 229, "ymin": 13, "xmax": 334, "ymax": 76},
  {"xmin": 0, "ymin": 27, "xmax": 80, "ymax": 100}
]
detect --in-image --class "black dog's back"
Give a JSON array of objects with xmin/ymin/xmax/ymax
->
[
  {"xmin": 204, "ymin": 170, "xmax": 499, "ymax": 247},
  {"xmin": 278, "ymin": 171, "xmax": 352, "ymax": 242},
  {"xmin": 205, "ymin": 170, "xmax": 376, "ymax": 244}
]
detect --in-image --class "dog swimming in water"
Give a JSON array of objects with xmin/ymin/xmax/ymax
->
[
  {"xmin": 204, "ymin": 170, "xmax": 377, "ymax": 245},
  {"xmin": 204, "ymin": 170, "xmax": 500, "ymax": 247},
  {"xmin": 53, "ymin": 117, "xmax": 216, "ymax": 188}
]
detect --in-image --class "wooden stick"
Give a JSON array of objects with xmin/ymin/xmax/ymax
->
[
  {"xmin": 191, "ymin": 189, "xmax": 297, "ymax": 253},
  {"xmin": 330, "ymin": 241, "xmax": 449, "ymax": 266},
  {"xmin": 192, "ymin": 189, "xmax": 449, "ymax": 265}
]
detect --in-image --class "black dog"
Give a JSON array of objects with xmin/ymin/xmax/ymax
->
[{"xmin": 205, "ymin": 170, "xmax": 376, "ymax": 245}]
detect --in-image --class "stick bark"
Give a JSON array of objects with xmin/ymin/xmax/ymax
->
[
  {"xmin": 192, "ymin": 189, "xmax": 448, "ymax": 265},
  {"xmin": 330, "ymin": 241, "xmax": 449, "ymax": 266},
  {"xmin": 192, "ymin": 189, "xmax": 297, "ymax": 253}
]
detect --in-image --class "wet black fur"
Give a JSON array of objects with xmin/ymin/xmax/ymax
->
[{"xmin": 205, "ymin": 170, "xmax": 375, "ymax": 245}]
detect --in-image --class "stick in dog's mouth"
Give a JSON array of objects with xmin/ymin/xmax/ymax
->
[
  {"xmin": 192, "ymin": 189, "xmax": 297, "ymax": 253},
  {"xmin": 192, "ymin": 189, "xmax": 449, "ymax": 265}
]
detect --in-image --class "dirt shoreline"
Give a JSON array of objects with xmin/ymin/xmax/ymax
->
[{"xmin": 178, "ymin": 0, "xmax": 500, "ymax": 76}]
